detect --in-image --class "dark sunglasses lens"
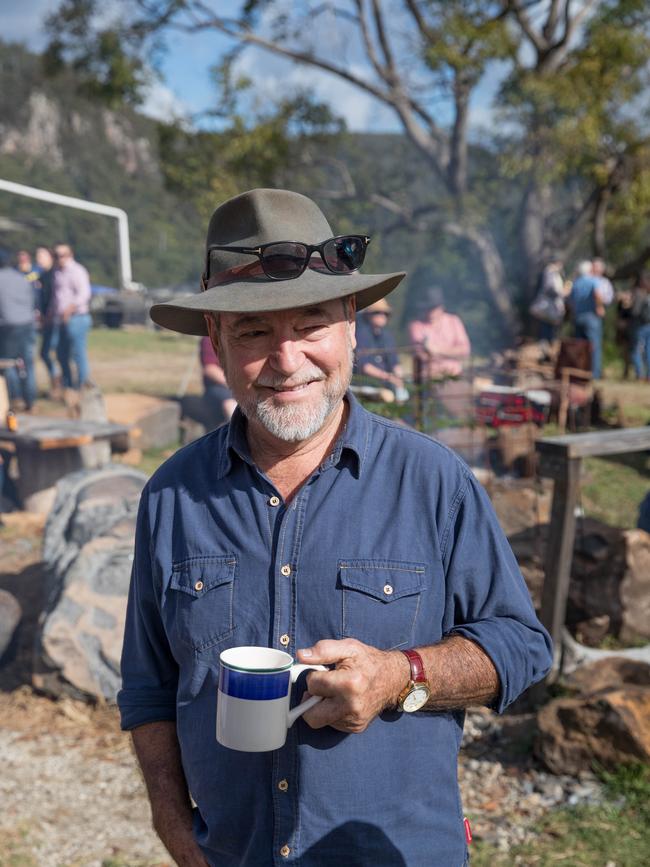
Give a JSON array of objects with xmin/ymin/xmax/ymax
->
[
  {"xmin": 261, "ymin": 242, "xmax": 309, "ymax": 279},
  {"xmin": 323, "ymin": 236, "xmax": 366, "ymax": 273}
]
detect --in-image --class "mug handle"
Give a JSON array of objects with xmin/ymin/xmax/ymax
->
[{"xmin": 286, "ymin": 664, "xmax": 327, "ymax": 728}]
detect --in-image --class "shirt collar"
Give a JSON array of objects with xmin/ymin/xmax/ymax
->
[{"xmin": 215, "ymin": 391, "xmax": 369, "ymax": 480}]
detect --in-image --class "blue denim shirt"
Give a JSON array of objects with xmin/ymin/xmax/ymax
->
[
  {"xmin": 570, "ymin": 274, "xmax": 599, "ymax": 317},
  {"xmin": 118, "ymin": 394, "xmax": 552, "ymax": 867}
]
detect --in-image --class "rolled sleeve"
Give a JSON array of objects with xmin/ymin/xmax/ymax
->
[
  {"xmin": 117, "ymin": 489, "xmax": 179, "ymax": 730},
  {"xmin": 441, "ymin": 473, "xmax": 553, "ymax": 711}
]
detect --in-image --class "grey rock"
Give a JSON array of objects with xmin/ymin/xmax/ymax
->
[{"xmin": 0, "ymin": 589, "xmax": 22, "ymax": 660}]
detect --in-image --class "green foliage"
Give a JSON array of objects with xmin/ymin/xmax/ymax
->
[{"xmin": 43, "ymin": 0, "xmax": 148, "ymax": 107}]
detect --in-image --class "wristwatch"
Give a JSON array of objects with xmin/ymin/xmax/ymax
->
[{"xmin": 396, "ymin": 649, "xmax": 431, "ymax": 713}]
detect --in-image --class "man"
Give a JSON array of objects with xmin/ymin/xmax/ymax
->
[
  {"xmin": 592, "ymin": 258, "xmax": 614, "ymax": 307},
  {"xmin": 354, "ymin": 298, "xmax": 407, "ymax": 398},
  {"xmin": 118, "ymin": 188, "xmax": 552, "ymax": 867},
  {"xmin": 51, "ymin": 243, "xmax": 92, "ymax": 389},
  {"xmin": 34, "ymin": 245, "xmax": 61, "ymax": 394},
  {"xmin": 0, "ymin": 248, "xmax": 36, "ymax": 410},
  {"xmin": 569, "ymin": 260, "xmax": 604, "ymax": 379},
  {"xmin": 529, "ymin": 254, "xmax": 567, "ymax": 342},
  {"xmin": 408, "ymin": 285, "xmax": 471, "ymax": 379}
]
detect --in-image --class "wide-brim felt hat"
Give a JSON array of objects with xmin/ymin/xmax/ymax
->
[{"xmin": 149, "ymin": 188, "xmax": 406, "ymax": 336}]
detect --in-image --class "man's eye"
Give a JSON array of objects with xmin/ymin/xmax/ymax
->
[{"xmin": 240, "ymin": 330, "xmax": 267, "ymax": 338}]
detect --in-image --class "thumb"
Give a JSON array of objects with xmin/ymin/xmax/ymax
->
[{"xmin": 296, "ymin": 638, "xmax": 358, "ymax": 666}]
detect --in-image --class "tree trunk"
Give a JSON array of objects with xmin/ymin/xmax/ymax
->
[{"xmin": 444, "ymin": 221, "xmax": 518, "ymax": 342}]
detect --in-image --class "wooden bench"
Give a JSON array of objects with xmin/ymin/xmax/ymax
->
[{"xmin": 0, "ymin": 415, "xmax": 130, "ymax": 512}]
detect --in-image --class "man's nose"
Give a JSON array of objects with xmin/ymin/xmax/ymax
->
[{"xmin": 268, "ymin": 337, "xmax": 305, "ymax": 374}]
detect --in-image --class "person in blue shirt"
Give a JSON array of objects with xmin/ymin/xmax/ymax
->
[
  {"xmin": 118, "ymin": 188, "xmax": 552, "ymax": 867},
  {"xmin": 354, "ymin": 297, "xmax": 407, "ymax": 398},
  {"xmin": 569, "ymin": 260, "xmax": 605, "ymax": 378}
]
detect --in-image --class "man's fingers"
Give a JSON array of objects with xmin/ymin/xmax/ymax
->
[
  {"xmin": 297, "ymin": 638, "xmax": 360, "ymax": 666},
  {"xmin": 303, "ymin": 665, "xmax": 362, "ymax": 698}
]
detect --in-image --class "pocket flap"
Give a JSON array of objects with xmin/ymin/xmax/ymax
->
[
  {"xmin": 170, "ymin": 556, "xmax": 236, "ymax": 598},
  {"xmin": 338, "ymin": 559, "xmax": 427, "ymax": 602}
]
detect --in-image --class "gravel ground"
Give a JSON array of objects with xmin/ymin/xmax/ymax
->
[{"xmin": 0, "ymin": 690, "xmax": 606, "ymax": 867}]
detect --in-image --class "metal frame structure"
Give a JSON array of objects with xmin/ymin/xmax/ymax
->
[{"xmin": 0, "ymin": 178, "xmax": 137, "ymax": 290}]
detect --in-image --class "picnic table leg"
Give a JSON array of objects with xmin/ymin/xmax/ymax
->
[{"xmin": 539, "ymin": 456, "xmax": 581, "ymax": 682}]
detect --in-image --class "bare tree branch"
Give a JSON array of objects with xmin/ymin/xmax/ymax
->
[
  {"xmin": 354, "ymin": 0, "xmax": 389, "ymax": 83},
  {"xmin": 370, "ymin": 0, "xmax": 396, "ymax": 76},
  {"xmin": 507, "ymin": 0, "xmax": 546, "ymax": 53}
]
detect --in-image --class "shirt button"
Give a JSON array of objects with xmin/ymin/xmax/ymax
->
[
  {"xmin": 280, "ymin": 564, "xmax": 291, "ymax": 577},
  {"xmin": 269, "ymin": 496, "xmax": 280, "ymax": 506},
  {"xmin": 278, "ymin": 779, "xmax": 289, "ymax": 792},
  {"xmin": 280, "ymin": 634, "xmax": 290, "ymax": 647},
  {"xmin": 194, "ymin": 581, "xmax": 204, "ymax": 592},
  {"xmin": 280, "ymin": 845, "xmax": 291, "ymax": 857},
  {"xmin": 383, "ymin": 584, "xmax": 393, "ymax": 596}
]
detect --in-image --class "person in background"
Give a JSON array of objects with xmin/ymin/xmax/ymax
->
[
  {"xmin": 16, "ymin": 249, "xmax": 42, "ymax": 313},
  {"xmin": 529, "ymin": 254, "xmax": 567, "ymax": 342},
  {"xmin": 408, "ymin": 285, "xmax": 471, "ymax": 379},
  {"xmin": 569, "ymin": 260, "xmax": 604, "ymax": 379},
  {"xmin": 592, "ymin": 258, "xmax": 615, "ymax": 307},
  {"xmin": 199, "ymin": 335, "xmax": 236, "ymax": 425},
  {"xmin": 52, "ymin": 243, "xmax": 92, "ymax": 390},
  {"xmin": 630, "ymin": 272, "xmax": 650, "ymax": 382},
  {"xmin": 0, "ymin": 248, "xmax": 36, "ymax": 410},
  {"xmin": 354, "ymin": 298, "xmax": 407, "ymax": 399},
  {"xmin": 34, "ymin": 245, "xmax": 61, "ymax": 395}
]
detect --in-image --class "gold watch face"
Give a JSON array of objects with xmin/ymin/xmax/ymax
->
[{"xmin": 401, "ymin": 685, "xmax": 430, "ymax": 713}]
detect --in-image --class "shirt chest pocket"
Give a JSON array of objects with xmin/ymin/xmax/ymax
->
[
  {"xmin": 338, "ymin": 560, "xmax": 428, "ymax": 650},
  {"xmin": 167, "ymin": 556, "xmax": 236, "ymax": 653}
]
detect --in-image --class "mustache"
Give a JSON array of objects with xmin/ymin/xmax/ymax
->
[{"xmin": 255, "ymin": 367, "xmax": 327, "ymax": 389}]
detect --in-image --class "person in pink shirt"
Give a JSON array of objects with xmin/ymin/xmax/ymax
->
[
  {"xmin": 52, "ymin": 243, "xmax": 92, "ymax": 389},
  {"xmin": 408, "ymin": 286, "xmax": 471, "ymax": 379}
]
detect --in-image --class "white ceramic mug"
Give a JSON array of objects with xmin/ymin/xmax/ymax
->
[{"xmin": 216, "ymin": 646, "xmax": 326, "ymax": 752}]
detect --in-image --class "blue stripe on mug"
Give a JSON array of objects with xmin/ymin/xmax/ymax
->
[{"xmin": 219, "ymin": 665, "xmax": 291, "ymax": 700}]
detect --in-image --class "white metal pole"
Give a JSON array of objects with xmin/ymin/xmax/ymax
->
[{"xmin": 0, "ymin": 178, "xmax": 136, "ymax": 290}]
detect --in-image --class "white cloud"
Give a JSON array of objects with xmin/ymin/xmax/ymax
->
[
  {"xmin": 234, "ymin": 49, "xmax": 401, "ymax": 132},
  {"xmin": 139, "ymin": 78, "xmax": 191, "ymax": 126}
]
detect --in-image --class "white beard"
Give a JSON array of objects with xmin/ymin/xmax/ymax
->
[{"xmin": 236, "ymin": 335, "xmax": 354, "ymax": 443}]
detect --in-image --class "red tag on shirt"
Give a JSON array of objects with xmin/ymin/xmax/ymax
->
[{"xmin": 464, "ymin": 817, "xmax": 473, "ymax": 844}]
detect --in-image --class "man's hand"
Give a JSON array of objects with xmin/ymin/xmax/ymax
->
[{"xmin": 296, "ymin": 639, "xmax": 409, "ymax": 733}]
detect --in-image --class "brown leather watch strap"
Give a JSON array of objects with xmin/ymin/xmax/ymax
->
[{"xmin": 401, "ymin": 649, "xmax": 427, "ymax": 684}]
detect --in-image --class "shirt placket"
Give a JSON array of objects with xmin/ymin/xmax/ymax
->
[{"xmin": 269, "ymin": 483, "xmax": 312, "ymax": 865}]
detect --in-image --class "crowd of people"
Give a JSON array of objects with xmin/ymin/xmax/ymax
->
[
  {"xmin": 530, "ymin": 255, "xmax": 650, "ymax": 381},
  {"xmin": 0, "ymin": 243, "xmax": 93, "ymax": 410}
]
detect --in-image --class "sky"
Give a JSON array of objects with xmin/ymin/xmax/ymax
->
[{"xmin": 0, "ymin": 0, "xmax": 502, "ymax": 134}]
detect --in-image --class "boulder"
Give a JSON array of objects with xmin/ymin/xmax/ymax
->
[
  {"xmin": 34, "ymin": 464, "xmax": 147, "ymax": 702},
  {"xmin": 0, "ymin": 589, "xmax": 21, "ymax": 661},
  {"xmin": 104, "ymin": 392, "xmax": 181, "ymax": 450},
  {"xmin": 619, "ymin": 529, "xmax": 650, "ymax": 644},
  {"xmin": 564, "ymin": 657, "xmax": 650, "ymax": 694},
  {"xmin": 536, "ymin": 686, "xmax": 650, "ymax": 775}
]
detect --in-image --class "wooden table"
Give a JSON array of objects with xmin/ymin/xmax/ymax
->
[
  {"xmin": 0, "ymin": 415, "xmax": 130, "ymax": 511},
  {"xmin": 536, "ymin": 426, "xmax": 650, "ymax": 678}
]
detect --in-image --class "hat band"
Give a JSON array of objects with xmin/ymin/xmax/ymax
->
[{"xmin": 201, "ymin": 258, "xmax": 331, "ymax": 291}]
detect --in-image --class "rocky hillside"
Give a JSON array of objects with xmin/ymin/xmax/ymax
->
[{"xmin": 0, "ymin": 41, "xmax": 202, "ymax": 289}]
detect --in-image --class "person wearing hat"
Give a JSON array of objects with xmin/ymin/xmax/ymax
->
[
  {"xmin": 118, "ymin": 189, "xmax": 552, "ymax": 867},
  {"xmin": 408, "ymin": 285, "xmax": 471, "ymax": 380},
  {"xmin": 354, "ymin": 297, "xmax": 407, "ymax": 399}
]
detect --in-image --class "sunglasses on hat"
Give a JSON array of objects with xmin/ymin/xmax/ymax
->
[{"xmin": 205, "ymin": 234, "xmax": 370, "ymax": 285}]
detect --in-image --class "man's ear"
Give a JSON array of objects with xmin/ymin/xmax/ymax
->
[{"xmin": 205, "ymin": 313, "xmax": 219, "ymax": 349}]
